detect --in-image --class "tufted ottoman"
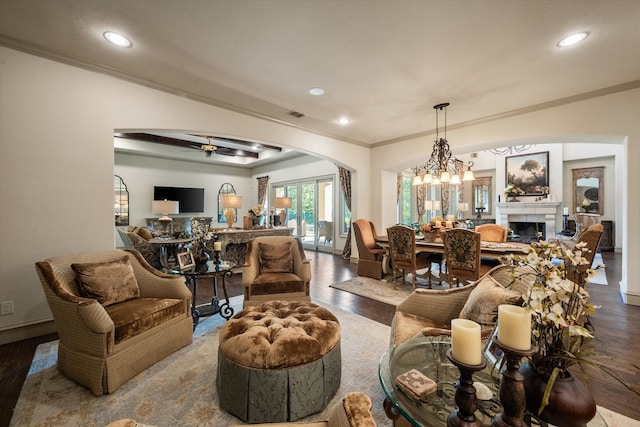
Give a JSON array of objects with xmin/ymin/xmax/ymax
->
[{"xmin": 216, "ymin": 300, "xmax": 341, "ymax": 423}]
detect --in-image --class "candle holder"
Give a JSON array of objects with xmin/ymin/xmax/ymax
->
[
  {"xmin": 491, "ymin": 339, "xmax": 536, "ymax": 427},
  {"xmin": 213, "ymin": 250, "xmax": 222, "ymax": 271},
  {"xmin": 446, "ymin": 349, "xmax": 487, "ymax": 427}
]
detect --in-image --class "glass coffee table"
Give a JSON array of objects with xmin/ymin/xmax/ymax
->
[
  {"xmin": 379, "ymin": 334, "xmax": 607, "ymax": 427},
  {"xmin": 171, "ymin": 261, "xmax": 235, "ymax": 329}
]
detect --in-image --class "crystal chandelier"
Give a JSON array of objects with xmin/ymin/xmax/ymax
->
[
  {"xmin": 488, "ymin": 145, "xmax": 533, "ymax": 155},
  {"xmin": 413, "ymin": 103, "xmax": 474, "ymax": 186}
]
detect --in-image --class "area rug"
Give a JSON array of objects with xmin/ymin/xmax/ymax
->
[
  {"xmin": 589, "ymin": 253, "xmax": 608, "ymax": 285},
  {"xmin": 10, "ymin": 296, "xmax": 391, "ymax": 427}
]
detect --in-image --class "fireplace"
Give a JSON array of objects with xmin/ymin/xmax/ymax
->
[
  {"xmin": 510, "ymin": 222, "xmax": 546, "ymax": 243},
  {"xmin": 496, "ymin": 201, "xmax": 561, "ymax": 240}
]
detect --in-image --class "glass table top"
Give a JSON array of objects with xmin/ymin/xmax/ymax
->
[{"xmin": 378, "ymin": 334, "xmax": 607, "ymax": 427}]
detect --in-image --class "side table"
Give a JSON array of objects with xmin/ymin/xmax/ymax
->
[{"xmin": 172, "ymin": 261, "xmax": 235, "ymax": 329}]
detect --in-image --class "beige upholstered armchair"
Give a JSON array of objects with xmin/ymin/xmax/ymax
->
[
  {"xmin": 242, "ymin": 236, "xmax": 311, "ymax": 308},
  {"xmin": 352, "ymin": 219, "xmax": 386, "ymax": 279},
  {"xmin": 391, "ymin": 264, "xmax": 533, "ymax": 345},
  {"xmin": 107, "ymin": 392, "xmax": 377, "ymax": 427},
  {"xmin": 35, "ymin": 249, "xmax": 193, "ymax": 396}
]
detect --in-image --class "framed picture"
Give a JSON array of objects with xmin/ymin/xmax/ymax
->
[
  {"xmin": 505, "ymin": 151, "xmax": 549, "ymax": 196},
  {"xmin": 484, "ymin": 327, "xmax": 504, "ymax": 368},
  {"xmin": 177, "ymin": 251, "xmax": 195, "ymax": 270}
]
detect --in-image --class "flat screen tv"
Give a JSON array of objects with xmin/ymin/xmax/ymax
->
[{"xmin": 154, "ymin": 186, "xmax": 205, "ymax": 213}]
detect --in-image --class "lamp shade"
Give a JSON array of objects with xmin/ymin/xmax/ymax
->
[
  {"xmin": 273, "ymin": 197, "xmax": 292, "ymax": 209},
  {"xmin": 432, "ymin": 200, "xmax": 441, "ymax": 210},
  {"xmin": 459, "ymin": 202, "xmax": 469, "ymax": 212},
  {"xmin": 221, "ymin": 194, "xmax": 243, "ymax": 209},
  {"xmin": 152, "ymin": 200, "xmax": 179, "ymax": 215},
  {"xmin": 425, "ymin": 200, "xmax": 433, "ymax": 210}
]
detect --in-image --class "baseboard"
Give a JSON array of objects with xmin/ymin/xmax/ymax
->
[{"xmin": 0, "ymin": 320, "xmax": 57, "ymax": 345}]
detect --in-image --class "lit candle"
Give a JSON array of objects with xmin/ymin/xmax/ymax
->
[
  {"xmin": 213, "ymin": 241, "xmax": 222, "ymax": 251},
  {"xmin": 498, "ymin": 305, "xmax": 531, "ymax": 350},
  {"xmin": 563, "ymin": 207, "xmax": 569, "ymax": 216},
  {"xmin": 451, "ymin": 318, "xmax": 482, "ymax": 365}
]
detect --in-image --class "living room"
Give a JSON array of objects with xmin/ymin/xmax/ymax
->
[{"xmin": 1, "ymin": 1, "xmax": 640, "ymax": 426}]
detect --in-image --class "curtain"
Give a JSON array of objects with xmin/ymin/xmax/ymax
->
[
  {"xmin": 338, "ymin": 166, "xmax": 352, "ymax": 259},
  {"xmin": 417, "ymin": 184, "xmax": 426, "ymax": 223},
  {"xmin": 257, "ymin": 176, "xmax": 269, "ymax": 207}
]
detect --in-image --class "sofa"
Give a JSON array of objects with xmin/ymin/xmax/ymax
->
[{"xmin": 35, "ymin": 249, "xmax": 193, "ymax": 395}]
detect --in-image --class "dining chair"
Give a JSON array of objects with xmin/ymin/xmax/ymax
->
[
  {"xmin": 387, "ymin": 224, "xmax": 440, "ymax": 288},
  {"xmin": 564, "ymin": 223, "xmax": 604, "ymax": 286},
  {"xmin": 475, "ymin": 224, "xmax": 508, "ymax": 242},
  {"xmin": 352, "ymin": 219, "xmax": 385, "ymax": 279},
  {"xmin": 443, "ymin": 228, "xmax": 492, "ymax": 287}
]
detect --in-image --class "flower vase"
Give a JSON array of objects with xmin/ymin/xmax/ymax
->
[
  {"xmin": 508, "ymin": 194, "xmax": 520, "ymax": 202},
  {"xmin": 252, "ymin": 215, "xmax": 263, "ymax": 228},
  {"xmin": 194, "ymin": 250, "xmax": 210, "ymax": 266},
  {"xmin": 520, "ymin": 362, "xmax": 596, "ymax": 427}
]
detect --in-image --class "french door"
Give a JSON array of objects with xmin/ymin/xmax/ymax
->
[{"xmin": 273, "ymin": 176, "xmax": 334, "ymax": 253}]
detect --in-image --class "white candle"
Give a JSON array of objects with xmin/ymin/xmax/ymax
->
[
  {"xmin": 213, "ymin": 241, "xmax": 222, "ymax": 251},
  {"xmin": 448, "ymin": 214, "xmax": 455, "ymax": 222},
  {"xmin": 498, "ymin": 305, "xmax": 531, "ymax": 350},
  {"xmin": 446, "ymin": 220, "xmax": 453, "ymax": 229},
  {"xmin": 563, "ymin": 207, "xmax": 569, "ymax": 215},
  {"xmin": 451, "ymin": 318, "xmax": 482, "ymax": 365}
]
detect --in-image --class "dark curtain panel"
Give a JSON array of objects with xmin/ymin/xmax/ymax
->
[
  {"xmin": 257, "ymin": 176, "xmax": 269, "ymax": 206},
  {"xmin": 338, "ymin": 166, "xmax": 352, "ymax": 258},
  {"xmin": 417, "ymin": 183, "xmax": 426, "ymax": 223}
]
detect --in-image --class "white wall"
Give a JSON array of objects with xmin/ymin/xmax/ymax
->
[{"xmin": 0, "ymin": 47, "xmax": 369, "ymax": 340}]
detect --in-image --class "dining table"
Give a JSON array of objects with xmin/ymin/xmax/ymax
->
[{"xmin": 374, "ymin": 234, "xmax": 531, "ymax": 281}]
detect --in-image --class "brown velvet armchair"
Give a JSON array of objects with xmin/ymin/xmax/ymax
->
[
  {"xmin": 242, "ymin": 236, "xmax": 311, "ymax": 308},
  {"xmin": 35, "ymin": 249, "xmax": 193, "ymax": 396},
  {"xmin": 352, "ymin": 219, "xmax": 386, "ymax": 279}
]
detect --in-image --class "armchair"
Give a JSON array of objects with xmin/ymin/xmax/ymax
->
[
  {"xmin": 391, "ymin": 264, "xmax": 532, "ymax": 345},
  {"xmin": 564, "ymin": 223, "xmax": 604, "ymax": 285},
  {"xmin": 242, "ymin": 236, "xmax": 311, "ymax": 308},
  {"xmin": 35, "ymin": 249, "xmax": 193, "ymax": 396},
  {"xmin": 352, "ymin": 219, "xmax": 386, "ymax": 279}
]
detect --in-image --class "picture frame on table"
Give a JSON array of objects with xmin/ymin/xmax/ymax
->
[
  {"xmin": 177, "ymin": 251, "xmax": 195, "ymax": 270},
  {"xmin": 484, "ymin": 327, "xmax": 504, "ymax": 368},
  {"xmin": 505, "ymin": 151, "xmax": 549, "ymax": 196}
]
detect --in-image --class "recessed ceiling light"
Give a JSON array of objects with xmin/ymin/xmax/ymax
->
[
  {"xmin": 557, "ymin": 32, "xmax": 588, "ymax": 48},
  {"xmin": 309, "ymin": 87, "xmax": 325, "ymax": 96},
  {"xmin": 104, "ymin": 31, "xmax": 132, "ymax": 48},
  {"xmin": 337, "ymin": 117, "xmax": 351, "ymax": 126}
]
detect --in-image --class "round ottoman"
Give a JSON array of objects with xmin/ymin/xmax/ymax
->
[{"xmin": 216, "ymin": 300, "xmax": 341, "ymax": 423}]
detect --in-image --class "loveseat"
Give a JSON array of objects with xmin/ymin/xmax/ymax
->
[{"xmin": 35, "ymin": 249, "xmax": 193, "ymax": 395}]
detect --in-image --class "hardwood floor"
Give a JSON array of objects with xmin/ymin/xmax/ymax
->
[{"xmin": 0, "ymin": 250, "xmax": 637, "ymax": 427}]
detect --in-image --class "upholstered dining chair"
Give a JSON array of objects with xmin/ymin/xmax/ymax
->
[
  {"xmin": 475, "ymin": 224, "xmax": 509, "ymax": 242},
  {"xmin": 242, "ymin": 236, "xmax": 311, "ymax": 307},
  {"xmin": 387, "ymin": 224, "xmax": 440, "ymax": 288},
  {"xmin": 352, "ymin": 218, "xmax": 386, "ymax": 279},
  {"xmin": 442, "ymin": 228, "xmax": 492, "ymax": 288},
  {"xmin": 564, "ymin": 223, "xmax": 604, "ymax": 286}
]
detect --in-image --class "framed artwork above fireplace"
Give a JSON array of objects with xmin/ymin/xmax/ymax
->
[{"xmin": 505, "ymin": 151, "xmax": 549, "ymax": 196}]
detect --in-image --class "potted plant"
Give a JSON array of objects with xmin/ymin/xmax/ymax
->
[{"xmin": 505, "ymin": 241, "xmax": 639, "ymax": 426}]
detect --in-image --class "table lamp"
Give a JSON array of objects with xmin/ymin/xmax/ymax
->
[
  {"xmin": 458, "ymin": 202, "xmax": 469, "ymax": 220},
  {"xmin": 273, "ymin": 197, "xmax": 292, "ymax": 227},
  {"xmin": 220, "ymin": 194, "xmax": 243, "ymax": 230},
  {"xmin": 152, "ymin": 199, "xmax": 179, "ymax": 237}
]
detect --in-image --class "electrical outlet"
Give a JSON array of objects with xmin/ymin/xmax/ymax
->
[{"xmin": 1, "ymin": 300, "xmax": 14, "ymax": 315}]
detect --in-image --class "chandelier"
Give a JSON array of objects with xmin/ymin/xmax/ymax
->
[
  {"xmin": 488, "ymin": 145, "xmax": 533, "ymax": 155},
  {"xmin": 413, "ymin": 103, "xmax": 474, "ymax": 186}
]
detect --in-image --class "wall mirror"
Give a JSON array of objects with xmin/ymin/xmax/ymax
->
[
  {"xmin": 473, "ymin": 177, "xmax": 492, "ymax": 216},
  {"xmin": 573, "ymin": 167, "xmax": 603, "ymax": 215},
  {"xmin": 114, "ymin": 175, "xmax": 129, "ymax": 226},
  {"xmin": 218, "ymin": 183, "xmax": 236, "ymax": 223}
]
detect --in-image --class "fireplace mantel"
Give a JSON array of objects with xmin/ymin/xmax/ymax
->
[{"xmin": 496, "ymin": 201, "xmax": 561, "ymax": 240}]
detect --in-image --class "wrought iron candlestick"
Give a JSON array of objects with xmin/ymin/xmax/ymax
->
[
  {"xmin": 446, "ymin": 349, "xmax": 487, "ymax": 427},
  {"xmin": 213, "ymin": 250, "xmax": 222, "ymax": 271},
  {"xmin": 491, "ymin": 339, "xmax": 536, "ymax": 427}
]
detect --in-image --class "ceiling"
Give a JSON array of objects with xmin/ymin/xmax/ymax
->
[{"xmin": 1, "ymin": 0, "xmax": 639, "ymax": 166}]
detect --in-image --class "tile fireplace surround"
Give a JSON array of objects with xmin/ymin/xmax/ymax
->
[{"xmin": 496, "ymin": 201, "xmax": 561, "ymax": 240}]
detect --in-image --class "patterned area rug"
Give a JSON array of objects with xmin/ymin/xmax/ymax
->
[{"xmin": 10, "ymin": 296, "xmax": 391, "ymax": 427}]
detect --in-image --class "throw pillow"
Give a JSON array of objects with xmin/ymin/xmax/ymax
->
[
  {"xmin": 258, "ymin": 242, "xmax": 293, "ymax": 273},
  {"xmin": 136, "ymin": 227, "xmax": 153, "ymax": 241},
  {"xmin": 459, "ymin": 274, "xmax": 522, "ymax": 326},
  {"xmin": 72, "ymin": 256, "xmax": 140, "ymax": 307}
]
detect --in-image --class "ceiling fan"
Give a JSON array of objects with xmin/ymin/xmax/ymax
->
[{"xmin": 198, "ymin": 137, "xmax": 217, "ymax": 157}]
